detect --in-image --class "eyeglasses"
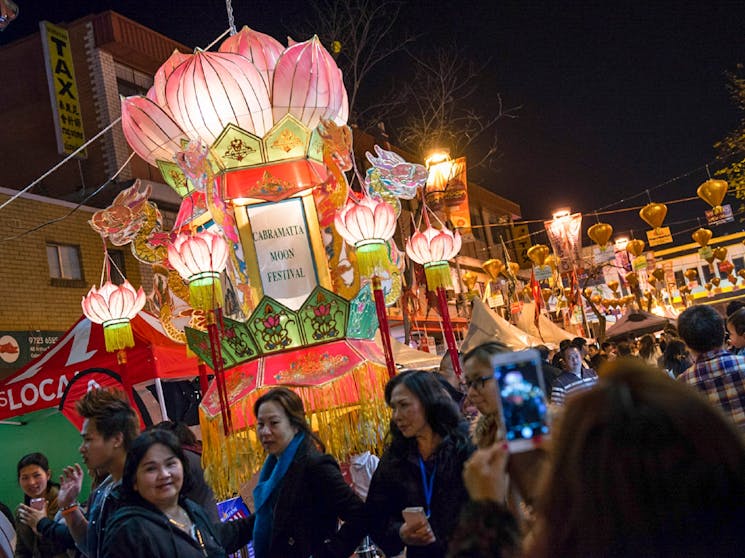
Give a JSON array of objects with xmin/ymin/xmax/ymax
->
[{"xmin": 464, "ymin": 375, "xmax": 494, "ymax": 390}]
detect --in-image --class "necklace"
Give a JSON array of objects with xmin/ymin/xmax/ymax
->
[{"xmin": 165, "ymin": 507, "xmax": 192, "ymax": 531}]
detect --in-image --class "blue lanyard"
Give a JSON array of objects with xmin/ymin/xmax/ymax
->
[{"xmin": 418, "ymin": 456, "xmax": 436, "ymax": 518}]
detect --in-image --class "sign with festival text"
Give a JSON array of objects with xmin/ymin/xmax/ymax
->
[
  {"xmin": 247, "ymin": 198, "xmax": 319, "ymax": 310},
  {"xmin": 40, "ymin": 21, "xmax": 86, "ymax": 156}
]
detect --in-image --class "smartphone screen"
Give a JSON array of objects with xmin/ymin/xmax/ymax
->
[{"xmin": 493, "ymin": 349, "xmax": 550, "ymax": 451}]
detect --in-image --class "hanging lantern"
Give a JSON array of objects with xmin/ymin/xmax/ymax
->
[
  {"xmin": 587, "ymin": 222, "xmax": 613, "ymax": 248},
  {"xmin": 691, "ymin": 228, "xmax": 713, "ymax": 247},
  {"xmin": 684, "ymin": 269, "xmax": 699, "ymax": 282},
  {"xmin": 590, "ymin": 293, "xmax": 602, "ymax": 305},
  {"xmin": 651, "ymin": 267, "xmax": 665, "ymax": 283},
  {"xmin": 713, "ymin": 247, "xmax": 728, "ymax": 261},
  {"xmin": 697, "ymin": 179, "xmax": 728, "ymax": 215},
  {"xmin": 462, "ymin": 271, "xmax": 478, "ymax": 292},
  {"xmin": 626, "ymin": 239, "xmax": 645, "ymax": 258},
  {"xmin": 405, "ymin": 214, "xmax": 462, "ymax": 290},
  {"xmin": 625, "ymin": 272, "xmax": 639, "ymax": 288},
  {"xmin": 711, "ymin": 277, "xmax": 721, "ymax": 287},
  {"xmin": 82, "ymin": 281, "xmax": 146, "ymax": 352},
  {"xmin": 335, "ymin": 196, "xmax": 397, "ymax": 277},
  {"xmin": 506, "ymin": 261, "xmax": 520, "ymax": 277},
  {"xmin": 639, "ymin": 203, "xmax": 667, "ymax": 231},
  {"xmin": 167, "ymin": 230, "xmax": 229, "ymax": 311},
  {"xmin": 527, "ymin": 244, "xmax": 550, "ymax": 267},
  {"xmin": 721, "ymin": 260, "xmax": 734, "ymax": 275},
  {"xmin": 482, "ymin": 259, "xmax": 504, "ymax": 281}
]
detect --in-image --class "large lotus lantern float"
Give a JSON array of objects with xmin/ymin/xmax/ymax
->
[
  {"xmin": 167, "ymin": 230, "xmax": 229, "ymax": 311},
  {"xmin": 82, "ymin": 280, "xmax": 146, "ymax": 353},
  {"xmin": 120, "ymin": 28, "xmax": 349, "ymax": 176},
  {"xmin": 335, "ymin": 196, "xmax": 397, "ymax": 277},
  {"xmin": 405, "ymin": 214, "xmax": 462, "ymax": 290}
]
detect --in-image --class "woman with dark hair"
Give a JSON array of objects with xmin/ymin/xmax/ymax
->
[
  {"xmin": 726, "ymin": 307, "xmax": 745, "ymax": 356},
  {"xmin": 248, "ymin": 386, "xmax": 365, "ymax": 558},
  {"xmin": 448, "ymin": 358, "xmax": 745, "ymax": 557},
  {"xmin": 661, "ymin": 338, "xmax": 692, "ymax": 378},
  {"xmin": 151, "ymin": 421, "xmax": 218, "ymax": 521},
  {"xmin": 366, "ymin": 370, "xmax": 474, "ymax": 558},
  {"xmin": 462, "ymin": 342, "xmax": 509, "ymax": 447},
  {"xmin": 102, "ymin": 430, "xmax": 251, "ymax": 557},
  {"xmin": 13, "ymin": 453, "xmax": 68, "ymax": 558},
  {"xmin": 638, "ymin": 333, "xmax": 660, "ymax": 365}
]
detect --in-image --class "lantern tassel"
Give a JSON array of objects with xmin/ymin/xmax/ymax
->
[
  {"xmin": 189, "ymin": 272, "xmax": 223, "ymax": 311},
  {"xmin": 356, "ymin": 241, "xmax": 388, "ymax": 278},
  {"xmin": 424, "ymin": 262, "xmax": 452, "ymax": 291},
  {"xmin": 103, "ymin": 320, "xmax": 135, "ymax": 352}
]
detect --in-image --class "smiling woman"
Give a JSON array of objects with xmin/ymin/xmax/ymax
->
[
  {"xmin": 102, "ymin": 431, "xmax": 253, "ymax": 558},
  {"xmin": 14, "ymin": 452, "xmax": 70, "ymax": 558}
]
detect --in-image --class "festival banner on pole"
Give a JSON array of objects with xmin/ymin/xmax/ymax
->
[
  {"xmin": 544, "ymin": 213, "xmax": 582, "ymax": 273},
  {"xmin": 425, "ymin": 157, "xmax": 471, "ymax": 236}
]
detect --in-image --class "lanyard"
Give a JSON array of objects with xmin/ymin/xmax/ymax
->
[{"xmin": 418, "ymin": 456, "xmax": 437, "ymax": 518}]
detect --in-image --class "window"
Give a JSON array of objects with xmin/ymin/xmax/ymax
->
[
  {"xmin": 115, "ymin": 62, "xmax": 153, "ymax": 97},
  {"xmin": 701, "ymin": 265, "xmax": 713, "ymax": 283},
  {"xmin": 733, "ymin": 256, "xmax": 744, "ymax": 272},
  {"xmin": 47, "ymin": 243, "xmax": 84, "ymax": 286},
  {"xmin": 108, "ymin": 249, "xmax": 127, "ymax": 285}
]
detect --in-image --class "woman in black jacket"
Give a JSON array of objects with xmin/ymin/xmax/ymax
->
[
  {"xmin": 248, "ymin": 387, "xmax": 366, "ymax": 558},
  {"xmin": 102, "ymin": 430, "xmax": 251, "ymax": 558},
  {"xmin": 366, "ymin": 370, "xmax": 474, "ymax": 558}
]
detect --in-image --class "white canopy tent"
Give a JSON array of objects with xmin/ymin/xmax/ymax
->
[{"xmin": 461, "ymin": 299, "xmax": 543, "ymax": 354}]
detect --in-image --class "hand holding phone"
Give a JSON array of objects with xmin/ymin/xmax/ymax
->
[
  {"xmin": 493, "ymin": 349, "xmax": 551, "ymax": 453},
  {"xmin": 400, "ymin": 506, "xmax": 435, "ymax": 546},
  {"xmin": 30, "ymin": 498, "xmax": 45, "ymax": 511}
]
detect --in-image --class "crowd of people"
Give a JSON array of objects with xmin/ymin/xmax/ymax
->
[{"xmin": 2, "ymin": 303, "xmax": 745, "ymax": 557}]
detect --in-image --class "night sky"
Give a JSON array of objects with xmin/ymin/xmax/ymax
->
[{"xmin": 3, "ymin": 1, "xmax": 744, "ymax": 240}]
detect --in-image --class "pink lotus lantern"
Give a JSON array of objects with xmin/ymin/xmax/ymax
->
[
  {"xmin": 335, "ymin": 196, "xmax": 397, "ymax": 277},
  {"xmin": 82, "ymin": 281, "xmax": 146, "ymax": 352},
  {"xmin": 406, "ymin": 215, "xmax": 462, "ymax": 291},
  {"xmin": 405, "ymin": 210, "xmax": 464, "ymax": 378},
  {"xmin": 168, "ymin": 230, "xmax": 229, "ymax": 311}
]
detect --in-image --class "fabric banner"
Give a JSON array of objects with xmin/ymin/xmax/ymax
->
[
  {"xmin": 544, "ymin": 213, "xmax": 582, "ymax": 273},
  {"xmin": 425, "ymin": 157, "xmax": 471, "ymax": 235}
]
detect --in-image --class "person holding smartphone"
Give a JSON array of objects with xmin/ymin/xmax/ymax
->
[
  {"xmin": 14, "ymin": 452, "xmax": 70, "ymax": 558},
  {"xmin": 366, "ymin": 371, "xmax": 474, "ymax": 558}
]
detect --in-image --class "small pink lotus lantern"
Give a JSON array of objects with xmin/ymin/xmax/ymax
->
[
  {"xmin": 168, "ymin": 230, "xmax": 229, "ymax": 311},
  {"xmin": 406, "ymin": 214, "xmax": 462, "ymax": 290},
  {"xmin": 82, "ymin": 281, "xmax": 146, "ymax": 352},
  {"xmin": 335, "ymin": 196, "xmax": 397, "ymax": 277}
]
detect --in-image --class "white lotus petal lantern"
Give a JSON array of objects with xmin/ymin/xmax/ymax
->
[
  {"xmin": 121, "ymin": 96, "xmax": 189, "ymax": 167},
  {"xmin": 82, "ymin": 280, "xmax": 146, "ymax": 352},
  {"xmin": 167, "ymin": 230, "xmax": 229, "ymax": 311},
  {"xmin": 406, "ymin": 214, "xmax": 462, "ymax": 290},
  {"xmin": 272, "ymin": 36, "xmax": 344, "ymax": 130},
  {"xmin": 218, "ymin": 26, "xmax": 284, "ymax": 93},
  {"xmin": 165, "ymin": 50, "xmax": 273, "ymax": 144},
  {"xmin": 335, "ymin": 197, "xmax": 397, "ymax": 277}
]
